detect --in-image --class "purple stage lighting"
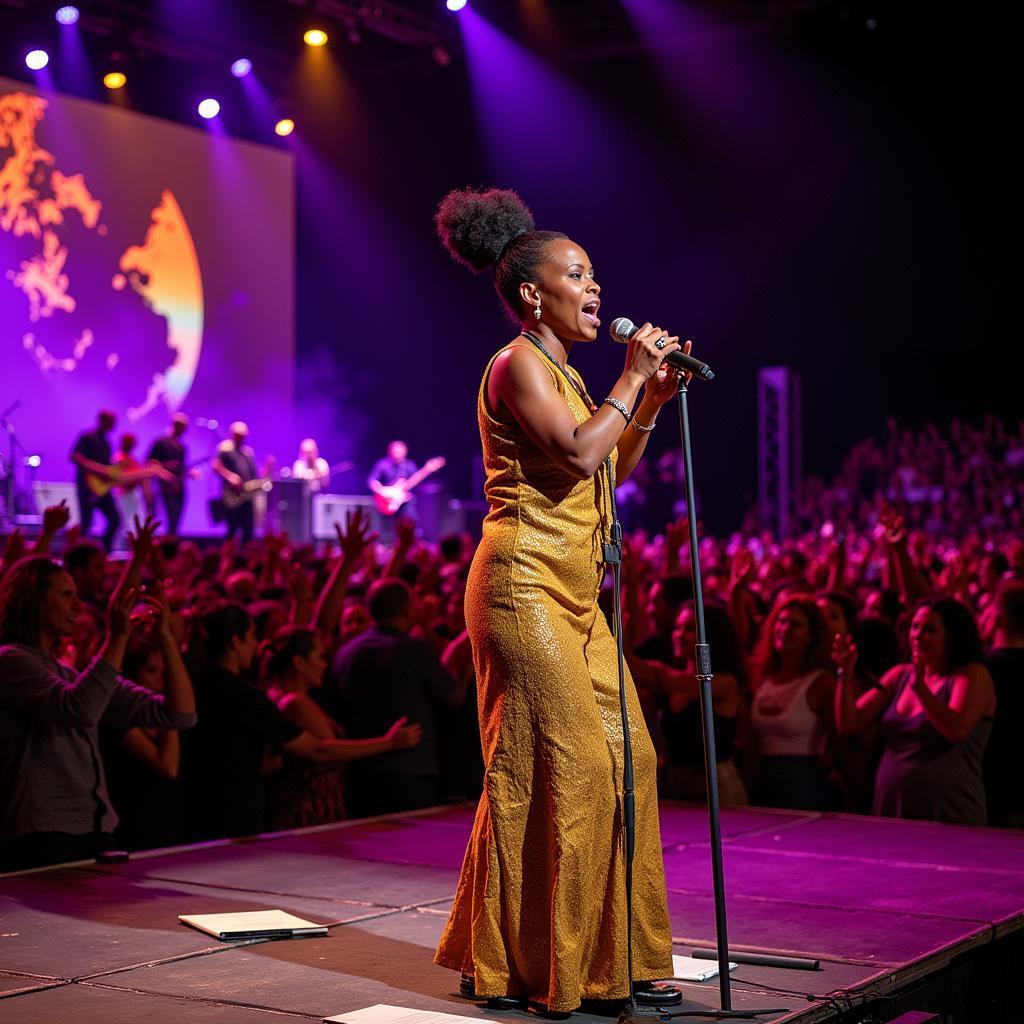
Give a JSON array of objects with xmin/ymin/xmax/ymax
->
[
  {"xmin": 55, "ymin": 5, "xmax": 80, "ymax": 25},
  {"xmin": 231, "ymin": 58, "xmax": 252, "ymax": 78},
  {"xmin": 447, "ymin": 0, "xmax": 468, "ymax": 11},
  {"xmin": 197, "ymin": 98, "xmax": 221, "ymax": 119},
  {"xmin": 25, "ymin": 49, "xmax": 50, "ymax": 70}
]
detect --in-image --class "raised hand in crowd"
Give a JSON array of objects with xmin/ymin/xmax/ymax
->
[
  {"xmin": 313, "ymin": 509, "xmax": 379, "ymax": 636},
  {"xmin": 384, "ymin": 516, "xmax": 417, "ymax": 578},
  {"xmin": 664, "ymin": 516, "xmax": 690, "ymax": 574},
  {"xmin": 33, "ymin": 501, "xmax": 72, "ymax": 555},
  {"xmin": 1, "ymin": 527, "xmax": 27, "ymax": 572}
]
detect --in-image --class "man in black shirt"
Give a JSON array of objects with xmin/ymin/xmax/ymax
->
[
  {"xmin": 70, "ymin": 409, "xmax": 120, "ymax": 550},
  {"xmin": 211, "ymin": 421, "xmax": 258, "ymax": 542},
  {"xmin": 147, "ymin": 413, "xmax": 190, "ymax": 536},
  {"xmin": 324, "ymin": 578, "xmax": 466, "ymax": 817},
  {"xmin": 182, "ymin": 665, "xmax": 303, "ymax": 840}
]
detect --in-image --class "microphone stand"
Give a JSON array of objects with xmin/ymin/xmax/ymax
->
[
  {"xmin": 1, "ymin": 400, "xmax": 26, "ymax": 527},
  {"xmin": 655, "ymin": 374, "xmax": 785, "ymax": 1021}
]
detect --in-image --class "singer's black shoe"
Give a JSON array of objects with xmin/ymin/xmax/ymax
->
[
  {"xmin": 633, "ymin": 982, "xmax": 683, "ymax": 1006},
  {"xmin": 459, "ymin": 973, "xmax": 528, "ymax": 1011},
  {"xmin": 580, "ymin": 983, "xmax": 684, "ymax": 1016}
]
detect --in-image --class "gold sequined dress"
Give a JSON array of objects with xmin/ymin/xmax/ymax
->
[{"xmin": 434, "ymin": 344, "xmax": 673, "ymax": 1011}]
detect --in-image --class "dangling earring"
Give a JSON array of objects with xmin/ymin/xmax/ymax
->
[{"xmin": 533, "ymin": 301, "xmax": 542, "ymax": 321}]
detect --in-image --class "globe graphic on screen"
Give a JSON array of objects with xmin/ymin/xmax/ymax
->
[{"xmin": 0, "ymin": 89, "xmax": 204, "ymax": 425}]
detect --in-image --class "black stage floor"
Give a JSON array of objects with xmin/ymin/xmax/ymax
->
[{"xmin": 2, "ymin": 803, "xmax": 1022, "ymax": 1023}]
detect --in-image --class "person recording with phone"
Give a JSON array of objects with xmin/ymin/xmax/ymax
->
[{"xmin": 431, "ymin": 186, "xmax": 692, "ymax": 1013}]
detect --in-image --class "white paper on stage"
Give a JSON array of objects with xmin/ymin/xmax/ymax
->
[
  {"xmin": 325, "ymin": 1005, "xmax": 498, "ymax": 1024},
  {"xmin": 180, "ymin": 909, "xmax": 328, "ymax": 940},
  {"xmin": 669, "ymin": 954, "xmax": 738, "ymax": 982}
]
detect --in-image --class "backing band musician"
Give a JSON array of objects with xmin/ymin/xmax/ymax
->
[
  {"xmin": 292, "ymin": 438, "xmax": 330, "ymax": 494},
  {"xmin": 146, "ymin": 412, "xmax": 192, "ymax": 537},
  {"xmin": 212, "ymin": 421, "xmax": 263, "ymax": 543},
  {"xmin": 70, "ymin": 409, "xmax": 119, "ymax": 551}
]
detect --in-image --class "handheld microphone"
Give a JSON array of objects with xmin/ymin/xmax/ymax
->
[{"xmin": 609, "ymin": 317, "xmax": 715, "ymax": 381}]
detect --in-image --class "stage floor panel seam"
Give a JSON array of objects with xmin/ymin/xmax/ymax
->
[{"xmin": 76, "ymin": 978, "xmax": 324, "ymax": 1020}]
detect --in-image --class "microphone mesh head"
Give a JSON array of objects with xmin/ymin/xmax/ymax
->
[{"xmin": 609, "ymin": 317, "xmax": 635, "ymax": 344}]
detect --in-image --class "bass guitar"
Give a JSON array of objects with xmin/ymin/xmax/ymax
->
[{"xmin": 222, "ymin": 455, "xmax": 276, "ymax": 510}]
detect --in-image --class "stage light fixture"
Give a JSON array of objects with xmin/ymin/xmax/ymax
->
[
  {"xmin": 274, "ymin": 118, "xmax": 295, "ymax": 137},
  {"xmin": 103, "ymin": 71, "xmax": 127, "ymax": 90},
  {"xmin": 25, "ymin": 49, "xmax": 50, "ymax": 70},
  {"xmin": 197, "ymin": 98, "xmax": 221, "ymax": 119},
  {"xmin": 231, "ymin": 58, "xmax": 252, "ymax": 78},
  {"xmin": 447, "ymin": 0, "xmax": 468, "ymax": 11},
  {"xmin": 304, "ymin": 28, "xmax": 328, "ymax": 46},
  {"xmin": 55, "ymin": 5, "xmax": 80, "ymax": 25}
]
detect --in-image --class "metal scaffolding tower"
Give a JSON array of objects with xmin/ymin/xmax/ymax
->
[{"xmin": 758, "ymin": 367, "xmax": 802, "ymax": 537}]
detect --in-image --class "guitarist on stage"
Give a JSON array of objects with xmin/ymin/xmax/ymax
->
[
  {"xmin": 147, "ymin": 412, "xmax": 193, "ymax": 537},
  {"xmin": 70, "ymin": 409, "xmax": 120, "ymax": 551},
  {"xmin": 368, "ymin": 440, "xmax": 418, "ymax": 540},
  {"xmin": 368, "ymin": 440, "xmax": 445, "ymax": 541},
  {"xmin": 212, "ymin": 421, "xmax": 260, "ymax": 543}
]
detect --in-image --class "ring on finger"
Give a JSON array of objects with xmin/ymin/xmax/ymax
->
[{"xmin": 655, "ymin": 338, "xmax": 667, "ymax": 350}]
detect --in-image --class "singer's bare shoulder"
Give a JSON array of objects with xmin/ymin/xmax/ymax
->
[{"xmin": 487, "ymin": 342, "xmax": 558, "ymax": 411}]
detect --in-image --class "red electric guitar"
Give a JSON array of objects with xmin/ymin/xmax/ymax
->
[{"xmin": 373, "ymin": 456, "xmax": 446, "ymax": 516}]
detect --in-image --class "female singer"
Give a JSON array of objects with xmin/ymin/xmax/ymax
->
[{"xmin": 432, "ymin": 187, "xmax": 689, "ymax": 1012}]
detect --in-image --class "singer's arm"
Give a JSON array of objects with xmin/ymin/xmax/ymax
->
[
  {"xmin": 491, "ymin": 349, "xmax": 645, "ymax": 480},
  {"xmin": 614, "ymin": 390, "xmax": 663, "ymax": 484}
]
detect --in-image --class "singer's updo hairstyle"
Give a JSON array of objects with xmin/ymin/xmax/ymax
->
[{"xmin": 435, "ymin": 186, "xmax": 567, "ymax": 321}]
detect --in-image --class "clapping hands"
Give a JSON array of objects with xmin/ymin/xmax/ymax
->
[{"xmin": 877, "ymin": 504, "xmax": 907, "ymax": 546}]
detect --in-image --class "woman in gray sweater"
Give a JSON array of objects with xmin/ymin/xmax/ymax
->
[{"xmin": 0, "ymin": 541, "xmax": 196, "ymax": 870}]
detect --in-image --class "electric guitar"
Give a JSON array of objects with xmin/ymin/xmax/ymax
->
[
  {"xmin": 222, "ymin": 455, "xmax": 276, "ymax": 510},
  {"xmin": 85, "ymin": 460, "xmax": 175, "ymax": 497},
  {"xmin": 373, "ymin": 457, "xmax": 446, "ymax": 516}
]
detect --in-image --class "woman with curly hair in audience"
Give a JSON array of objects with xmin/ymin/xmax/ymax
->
[
  {"xmin": 833, "ymin": 596, "xmax": 996, "ymax": 824},
  {"xmin": 748, "ymin": 594, "xmax": 837, "ymax": 810}
]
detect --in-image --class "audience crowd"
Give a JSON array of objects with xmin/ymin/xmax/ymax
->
[{"xmin": 1, "ymin": 416, "xmax": 1021, "ymax": 870}]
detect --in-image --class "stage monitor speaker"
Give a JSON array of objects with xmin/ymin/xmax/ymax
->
[
  {"xmin": 33, "ymin": 481, "xmax": 80, "ymax": 525},
  {"xmin": 271, "ymin": 479, "xmax": 311, "ymax": 542},
  {"xmin": 313, "ymin": 494, "xmax": 381, "ymax": 540}
]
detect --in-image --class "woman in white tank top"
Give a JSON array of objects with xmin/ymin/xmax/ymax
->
[{"xmin": 749, "ymin": 595, "xmax": 837, "ymax": 810}]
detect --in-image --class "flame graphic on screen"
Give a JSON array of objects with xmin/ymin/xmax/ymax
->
[{"xmin": 1, "ymin": 89, "xmax": 204, "ymax": 414}]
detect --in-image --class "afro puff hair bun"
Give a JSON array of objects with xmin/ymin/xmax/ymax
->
[{"xmin": 435, "ymin": 187, "xmax": 535, "ymax": 272}]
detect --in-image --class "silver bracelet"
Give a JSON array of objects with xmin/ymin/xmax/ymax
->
[
  {"xmin": 602, "ymin": 397, "xmax": 631, "ymax": 422},
  {"xmin": 630, "ymin": 417, "xmax": 656, "ymax": 433}
]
